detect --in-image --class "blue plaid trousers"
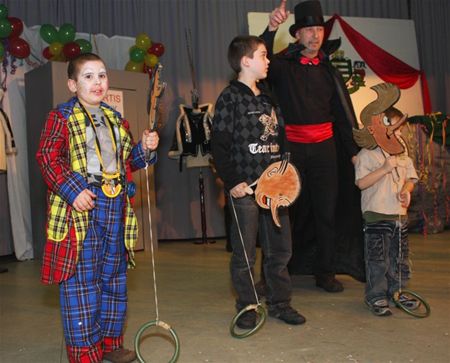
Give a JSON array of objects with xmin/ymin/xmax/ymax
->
[{"xmin": 59, "ymin": 185, "xmax": 128, "ymax": 347}]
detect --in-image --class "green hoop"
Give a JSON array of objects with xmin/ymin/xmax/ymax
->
[
  {"xmin": 230, "ymin": 304, "xmax": 267, "ymax": 339},
  {"xmin": 134, "ymin": 320, "xmax": 180, "ymax": 363},
  {"xmin": 393, "ymin": 289, "xmax": 431, "ymax": 318}
]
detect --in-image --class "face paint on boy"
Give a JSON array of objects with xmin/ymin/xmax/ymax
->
[{"xmin": 68, "ymin": 60, "xmax": 109, "ymax": 108}]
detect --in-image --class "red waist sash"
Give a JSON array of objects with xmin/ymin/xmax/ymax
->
[{"xmin": 285, "ymin": 122, "xmax": 333, "ymax": 143}]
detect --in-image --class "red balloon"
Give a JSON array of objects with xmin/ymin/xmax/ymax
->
[
  {"xmin": 8, "ymin": 37, "xmax": 30, "ymax": 58},
  {"xmin": 143, "ymin": 64, "xmax": 153, "ymax": 78},
  {"xmin": 42, "ymin": 46, "xmax": 52, "ymax": 60},
  {"xmin": 8, "ymin": 17, "xmax": 23, "ymax": 38},
  {"xmin": 63, "ymin": 41, "xmax": 81, "ymax": 60},
  {"xmin": 148, "ymin": 42, "xmax": 165, "ymax": 57}
]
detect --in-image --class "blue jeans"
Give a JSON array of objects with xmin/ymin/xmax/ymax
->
[
  {"xmin": 228, "ymin": 194, "xmax": 292, "ymax": 309},
  {"xmin": 364, "ymin": 220, "xmax": 410, "ymax": 304}
]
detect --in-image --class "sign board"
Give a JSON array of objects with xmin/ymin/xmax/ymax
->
[{"xmin": 104, "ymin": 89, "xmax": 125, "ymax": 116}]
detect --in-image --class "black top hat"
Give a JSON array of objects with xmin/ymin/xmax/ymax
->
[{"xmin": 289, "ymin": 0, "xmax": 325, "ymax": 37}]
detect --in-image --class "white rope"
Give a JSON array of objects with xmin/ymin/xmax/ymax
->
[
  {"xmin": 145, "ymin": 163, "xmax": 159, "ymax": 321},
  {"xmin": 229, "ymin": 196, "xmax": 260, "ymax": 305},
  {"xmin": 381, "ymin": 149, "xmax": 404, "ymax": 293},
  {"xmin": 398, "ymin": 211, "xmax": 403, "ymax": 292}
]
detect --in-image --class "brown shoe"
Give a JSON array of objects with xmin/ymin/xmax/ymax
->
[
  {"xmin": 103, "ymin": 348, "xmax": 137, "ymax": 363},
  {"xmin": 315, "ymin": 275, "xmax": 344, "ymax": 293}
]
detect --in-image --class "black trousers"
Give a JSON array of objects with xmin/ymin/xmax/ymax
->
[
  {"xmin": 289, "ymin": 137, "xmax": 338, "ymax": 276},
  {"xmin": 228, "ymin": 195, "xmax": 292, "ymax": 308}
]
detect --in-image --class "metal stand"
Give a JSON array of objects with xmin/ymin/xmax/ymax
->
[{"xmin": 194, "ymin": 169, "xmax": 215, "ymax": 244}]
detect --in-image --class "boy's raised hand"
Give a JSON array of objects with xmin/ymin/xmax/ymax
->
[
  {"xmin": 142, "ymin": 130, "xmax": 159, "ymax": 151},
  {"xmin": 382, "ymin": 156, "xmax": 397, "ymax": 173},
  {"xmin": 269, "ymin": 0, "xmax": 290, "ymax": 31}
]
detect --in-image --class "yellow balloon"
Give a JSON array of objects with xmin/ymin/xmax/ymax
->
[
  {"xmin": 135, "ymin": 33, "xmax": 152, "ymax": 50},
  {"xmin": 49, "ymin": 42, "xmax": 63, "ymax": 56},
  {"xmin": 51, "ymin": 53, "xmax": 66, "ymax": 62},
  {"xmin": 144, "ymin": 53, "xmax": 158, "ymax": 68},
  {"xmin": 125, "ymin": 60, "xmax": 144, "ymax": 73}
]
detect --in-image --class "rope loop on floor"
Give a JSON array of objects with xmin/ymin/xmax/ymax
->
[
  {"xmin": 393, "ymin": 289, "xmax": 431, "ymax": 318},
  {"xmin": 134, "ymin": 319, "xmax": 180, "ymax": 363},
  {"xmin": 394, "ymin": 212, "xmax": 430, "ymax": 319},
  {"xmin": 230, "ymin": 303, "xmax": 267, "ymax": 339},
  {"xmin": 134, "ymin": 166, "xmax": 180, "ymax": 361},
  {"xmin": 228, "ymin": 196, "xmax": 267, "ymax": 338}
]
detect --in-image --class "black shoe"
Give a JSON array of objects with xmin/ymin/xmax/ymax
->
[
  {"xmin": 236, "ymin": 310, "xmax": 257, "ymax": 329},
  {"xmin": 103, "ymin": 348, "xmax": 137, "ymax": 363},
  {"xmin": 315, "ymin": 276, "xmax": 344, "ymax": 293},
  {"xmin": 268, "ymin": 304, "xmax": 306, "ymax": 325}
]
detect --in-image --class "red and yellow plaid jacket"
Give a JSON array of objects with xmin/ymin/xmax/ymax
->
[{"xmin": 36, "ymin": 97, "xmax": 150, "ymax": 284}]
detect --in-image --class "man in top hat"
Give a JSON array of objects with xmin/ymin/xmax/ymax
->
[{"xmin": 260, "ymin": 0, "xmax": 364, "ymax": 292}]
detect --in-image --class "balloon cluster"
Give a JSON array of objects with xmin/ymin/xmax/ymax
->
[
  {"xmin": 40, "ymin": 23, "xmax": 93, "ymax": 62},
  {"xmin": 125, "ymin": 33, "xmax": 165, "ymax": 77},
  {"xmin": 0, "ymin": 4, "xmax": 31, "ymax": 60}
]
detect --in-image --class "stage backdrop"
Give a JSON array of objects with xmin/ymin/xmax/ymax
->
[
  {"xmin": 1, "ymin": 24, "xmax": 228, "ymax": 259},
  {"xmin": 248, "ymin": 14, "xmax": 450, "ymax": 234},
  {"xmin": 0, "ymin": 14, "xmax": 432, "ymax": 258},
  {"xmin": 248, "ymin": 13, "xmax": 425, "ymax": 121}
]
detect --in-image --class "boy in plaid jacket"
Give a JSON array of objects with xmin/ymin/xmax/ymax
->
[{"xmin": 36, "ymin": 53, "xmax": 158, "ymax": 363}]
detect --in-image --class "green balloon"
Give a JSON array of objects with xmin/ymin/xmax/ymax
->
[
  {"xmin": 0, "ymin": 18, "xmax": 12, "ymax": 38},
  {"xmin": 58, "ymin": 23, "xmax": 76, "ymax": 44},
  {"xmin": 75, "ymin": 39, "xmax": 92, "ymax": 54},
  {"xmin": 0, "ymin": 5, "xmax": 8, "ymax": 19},
  {"xmin": 40, "ymin": 24, "xmax": 58, "ymax": 44},
  {"xmin": 129, "ymin": 46, "xmax": 145, "ymax": 63}
]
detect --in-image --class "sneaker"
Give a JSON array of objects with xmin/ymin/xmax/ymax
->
[
  {"xmin": 365, "ymin": 299, "xmax": 392, "ymax": 317},
  {"xmin": 268, "ymin": 304, "xmax": 306, "ymax": 325},
  {"xmin": 315, "ymin": 276, "xmax": 344, "ymax": 293},
  {"xmin": 395, "ymin": 295, "xmax": 421, "ymax": 310},
  {"xmin": 103, "ymin": 348, "xmax": 137, "ymax": 363},
  {"xmin": 236, "ymin": 310, "xmax": 257, "ymax": 329}
]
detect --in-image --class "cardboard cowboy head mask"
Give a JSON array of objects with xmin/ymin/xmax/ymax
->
[
  {"xmin": 254, "ymin": 157, "xmax": 301, "ymax": 228},
  {"xmin": 353, "ymin": 83, "xmax": 408, "ymax": 155}
]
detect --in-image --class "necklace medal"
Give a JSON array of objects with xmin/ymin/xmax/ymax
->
[
  {"xmin": 81, "ymin": 103, "xmax": 123, "ymax": 198},
  {"xmin": 101, "ymin": 171, "xmax": 122, "ymax": 198}
]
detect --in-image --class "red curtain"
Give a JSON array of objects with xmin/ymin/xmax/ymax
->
[{"xmin": 324, "ymin": 15, "xmax": 431, "ymax": 113}]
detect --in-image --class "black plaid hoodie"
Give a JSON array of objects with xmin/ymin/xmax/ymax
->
[{"xmin": 211, "ymin": 80, "xmax": 285, "ymax": 191}]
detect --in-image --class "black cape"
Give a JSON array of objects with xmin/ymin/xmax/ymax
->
[{"xmin": 262, "ymin": 36, "xmax": 365, "ymax": 282}]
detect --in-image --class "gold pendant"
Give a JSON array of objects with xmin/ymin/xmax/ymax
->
[{"xmin": 101, "ymin": 171, "xmax": 122, "ymax": 198}]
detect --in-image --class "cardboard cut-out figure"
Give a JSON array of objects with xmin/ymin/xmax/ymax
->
[{"xmin": 353, "ymin": 82, "xmax": 408, "ymax": 155}]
